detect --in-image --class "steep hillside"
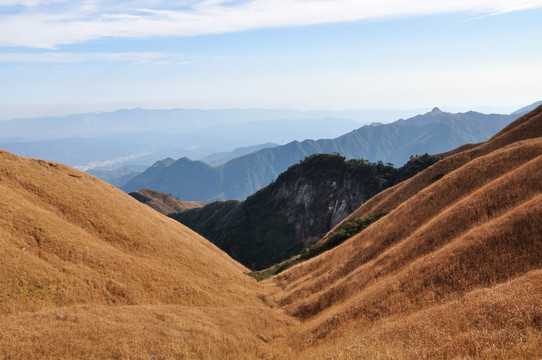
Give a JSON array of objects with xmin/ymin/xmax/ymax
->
[
  {"xmin": 122, "ymin": 108, "xmax": 517, "ymax": 201},
  {"xmin": 170, "ymin": 153, "xmax": 439, "ymax": 269},
  {"xmin": 129, "ymin": 189, "xmax": 204, "ymax": 215},
  {"xmin": 270, "ymin": 105, "xmax": 542, "ymax": 358},
  {"xmin": 0, "ymin": 150, "xmax": 293, "ymax": 358},
  {"xmin": 2, "ymin": 106, "xmax": 541, "ymax": 359}
]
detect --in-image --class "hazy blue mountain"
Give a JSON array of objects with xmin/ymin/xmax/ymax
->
[
  {"xmin": 122, "ymin": 108, "xmax": 518, "ymax": 201},
  {"xmin": 0, "ymin": 108, "xmax": 386, "ymax": 170},
  {"xmin": 0, "ymin": 108, "xmax": 422, "ymax": 140},
  {"xmin": 512, "ymin": 100, "xmax": 542, "ymax": 116},
  {"xmin": 123, "ymin": 158, "xmax": 222, "ymax": 202},
  {"xmin": 87, "ymin": 164, "xmax": 147, "ymax": 188},
  {"xmin": 202, "ymin": 143, "xmax": 278, "ymax": 165}
]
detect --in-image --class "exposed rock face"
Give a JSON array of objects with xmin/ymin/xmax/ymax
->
[
  {"xmin": 171, "ymin": 153, "xmax": 439, "ymax": 269},
  {"xmin": 272, "ymin": 164, "xmax": 374, "ymax": 245}
]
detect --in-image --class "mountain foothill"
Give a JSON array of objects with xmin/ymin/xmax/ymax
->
[{"xmin": 1, "ymin": 104, "xmax": 541, "ymax": 358}]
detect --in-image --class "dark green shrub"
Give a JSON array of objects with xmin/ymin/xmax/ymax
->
[{"xmin": 300, "ymin": 212, "xmax": 388, "ymax": 260}]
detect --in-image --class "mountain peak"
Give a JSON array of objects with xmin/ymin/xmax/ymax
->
[
  {"xmin": 151, "ymin": 158, "xmax": 175, "ymax": 168},
  {"xmin": 431, "ymin": 107, "xmax": 443, "ymax": 114}
]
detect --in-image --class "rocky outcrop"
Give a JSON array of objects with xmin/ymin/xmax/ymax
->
[{"xmin": 269, "ymin": 156, "xmax": 388, "ymax": 245}]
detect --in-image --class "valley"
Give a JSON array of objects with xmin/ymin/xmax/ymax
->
[
  {"xmin": 3, "ymin": 1, "xmax": 542, "ymax": 357},
  {"xmin": 1, "ymin": 105, "xmax": 541, "ymax": 358}
]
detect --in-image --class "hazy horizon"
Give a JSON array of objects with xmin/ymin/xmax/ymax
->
[{"xmin": 0, "ymin": 103, "xmax": 531, "ymax": 122}]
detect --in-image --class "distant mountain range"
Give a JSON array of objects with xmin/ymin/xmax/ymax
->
[
  {"xmin": 0, "ymin": 107, "xmax": 421, "ymax": 170},
  {"xmin": 122, "ymin": 107, "xmax": 519, "ymax": 201},
  {"xmin": 512, "ymin": 100, "xmax": 542, "ymax": 115},
  {"xmin": 85, "ymin": 143, "xmax": 277, "ymax": 187}
]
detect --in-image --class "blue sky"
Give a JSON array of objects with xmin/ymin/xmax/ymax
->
[{"xmin": 1, "ymin": 0, "xmax": 541, "ymax": 120}]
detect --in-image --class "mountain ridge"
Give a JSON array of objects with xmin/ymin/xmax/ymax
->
[
  {"xmin": 123, "ymin": 108, "xmax": 518, "ymax": 201},
  {"xmin": 129, "ymin": 188, "xmax": 204, "ymax": 215}
]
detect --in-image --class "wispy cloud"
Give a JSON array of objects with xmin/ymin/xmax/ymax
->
[
  {"xmin": 2, "ymin": 0, "xmax": 542, "ymax": 48},
  {"xmin": 0, "ymin": 0, "xmax": 68, "ymax": 6},
  {"xmin": 0, "ymin": 51, "xmax": 198, "ymax": 64}
]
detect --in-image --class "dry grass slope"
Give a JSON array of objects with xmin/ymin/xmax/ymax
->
[
  {"xmin": 0, "ymin": 151, "xmax": 294, "ymax": 359},
  {"xmin": 131, "ymin": 188, "xmax": 204, "ymax": 215},
  {"xmin": 270, "ymin": 106, "xmax": 542, "ymax": 358},
  {"xmin": 1, "ymin": 105, "xmax": 542, "ymax": 359}
]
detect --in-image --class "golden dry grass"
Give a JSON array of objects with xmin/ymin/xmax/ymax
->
[
  {"xmin": 298, "ymin": 269, "xmax": 542, "ymax": 359},
  {"xmin": 1, "ymin": 105, "xmax": 542, "ymax": 359},
  {"xmin": 268, "ymin": 106, "xmax": 542, "ymax": 358},
  {"xmin": 0, "ymin": 150, "xmax": 296, "ymax": 358},
  {"xmin": 0, "ymin": 304, "xmax": 296, "ymax": 359},
  {"xmin": 0, "ymin": 152, "xmax": 258, "ymax": 313}
]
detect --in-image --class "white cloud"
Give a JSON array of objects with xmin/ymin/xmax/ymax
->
[
  {"xmin": 0, "ymin": 51, "xmax": 207, "ymax": 64},
  {"xmin": 0, "ymin": 0, "xmax": 67, "ymax": 6},
  {"xmin": 1, "ymin": 0, "xmax": 542, "ymax": 48}
]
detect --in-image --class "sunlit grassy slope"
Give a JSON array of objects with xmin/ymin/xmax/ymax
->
[
  {"xmin": 273, "ymin": 105, "xmax": 542, "ymax": 358},
  {"xmin": 1, "ymin": 105, "xmax": 541, "ymax": 359},
  {"xmin": 129, "ymin": 188, "xmax": 204, "ymax": 215},
  {"xmin": 0, "ymin": 151, "xmax": 294, "ymax": 358}
]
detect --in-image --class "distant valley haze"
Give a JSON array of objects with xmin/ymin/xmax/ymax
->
[
  {"xmin": 0, "ymin": 104, "xmax": 532, "ymax": 170},
  {"xmin": 0, "ymin": 107, "xmax": 419, "ymax": 170}
]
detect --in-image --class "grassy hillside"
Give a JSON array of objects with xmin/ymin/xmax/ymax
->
[
  {"xmin": 129, "ymin": 188, "xmax": 204, "ymax": 215},
  {"xmin": 271, "ymin": 105, "xmax": 542, "ymax": 358},
  {"xmin": 1, "ymin": 105, "xmax": 541, "ymax": 359},
  {"xmin": 0, "ymin": 150, "xmax": 293, "ymax": 358}
]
